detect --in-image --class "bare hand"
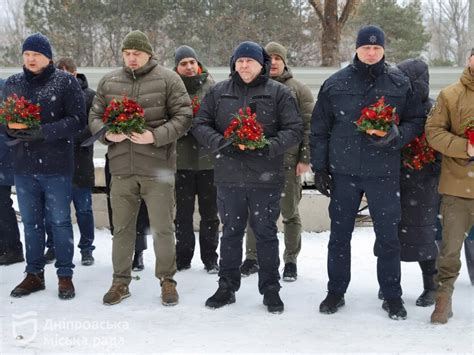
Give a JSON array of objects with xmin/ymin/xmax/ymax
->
[
  {"xmin": 468, "ymin": 142, "xmax": 474, "ymax": 157},
  {"xmin": 296, "ymin": 163, "xmax": 311, "ymax": 176},
  {"xmin": 105, "ymin": 132, "xmax": 128, "ymax": 143},
  {"xmin": 129, "ymin": 130, "xmax": 155, "ymax": 144}
]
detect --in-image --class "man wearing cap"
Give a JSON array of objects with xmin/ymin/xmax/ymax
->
[
  {"xmin": 173, "ymin": 45, "xmax": 219, "ymax": 274},
  {"xmin": 3, "ymin": 33, "xmax": 86, "ymax": 299},
  {"xmin": 89, "ymin": 30, "xmax": 192, "ymax": 306},
  {"xmin": 425, "ymin": 48, "xmax": 474, "ymax": 324},
  {"xmin": 241, "ymin": 42, "xmax": 314, "ymax": 281},
  {"xmin": 310, "ymin": 25, "xmax": 424, "ymax": 320},
  {"xmin": 192, "ymin": 41, "xmax": 303, "ymax": 313}
]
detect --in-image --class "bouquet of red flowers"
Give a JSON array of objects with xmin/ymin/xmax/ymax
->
[
  {"xmin": 355, "ymin": 96, "xmax": 399, "ymax": 137},
  {"xmin": 223, "ymin": 107, "xmax": 268, "ymax": 150},
  {"xmin": 464, "ymin": 117, "xmax": 474, "ymax": 145},
  {"xmin": 191, "ymin": 96, "xmax": 200, "ymax": 117},
  {"xmin": 0, "ymin": 94, "xmax": 41, "ymax": 129},
  {"xmin": 401, "ymin": 133, "xmax": 436, "ymax": 170},
  {"xmin": 102, "ymin": 96, "xmax": 145, "ymax": 135}
]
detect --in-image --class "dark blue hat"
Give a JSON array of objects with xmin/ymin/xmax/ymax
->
[
  {"xmin": 174, "ymin": 45, "xmax": 198, "ymax": 66},
  {"xmin": 232, "ymin": 41, "xmax": 264, "ymax": 66},
  {"xmin": 356, "ymin": 25, "xmax": 385, "ymax": 49},
  {"xmin": 22, "ymin": 33, "xmax": 53, "ymax": 59}
]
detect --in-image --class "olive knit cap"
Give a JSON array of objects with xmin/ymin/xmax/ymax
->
[
  {"xmin": 121, "ymin": 30, "xmax": 153, "ymax": 55},
  {"xmin": 265, "ymin": 42, "xmax": 287, "ymax": 65}
]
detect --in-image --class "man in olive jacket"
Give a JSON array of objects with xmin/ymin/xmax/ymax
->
[
  {"xmin": 192, "ymin": 41, "xmax": 303, "ymax": 314},
  {"xmin": 89, "ymin": 30, "xmax": 192, "ymax": 306},
  {"xmin": 242, "ymin": 42, "xmax": 314, "ymax": 281},
  {"xmin": 173, "ymin": 46, "xmax": 219, "ymax": 273},
  {"xmin": 425, "ymin": 48, "xmax": 474, "ymax": 324}
]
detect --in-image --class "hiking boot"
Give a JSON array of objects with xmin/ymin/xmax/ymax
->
[
  {"xmin": 240, "ymin": 259, "xmax": 258, "ymax": 277},
  {"xmin": 58, "ymin": 276, "xmax": 75, "ymax": 300},
  {"xmin": 11, "ymin": 272, "xmax": 45, "ymax": 297},
  {"xmin": 81, "ymin": 250, "xmax": 94, "ymax": 266},
  {"xmin": 177, "ymin": 263, "xmax": 191, "ymax": 272},
  {"xmin": 44, "ymin": 248, "xmax": 55, "ymax": 264},
  {"xmin": 206, "ymin": 284, "xmax": 236, "ymax": 309},
  {"xmin": 103, "ymin": 282, "xmax": 130, "ymax": 305},
  {"xmin": 430, "ymin": 293, "xmax": 453, "ymax": 324},
  {"xmin": 319, "ymin": 292, "xmax": 345, "ymax": 314},
  {"xmin": 382, "ymin": 297, "xmax": 407, "ymax": 320},
  {"xmin": 132, "ymin": 251, "xmax": 144, "ymax": 271},
  {"xmin": 282, "ymin": 263, "xmax": 297, "ymax": 282},
  {"xmin": 161, "ymin": 279, "xmax": 179, "ymax": 306},
  {"xmin": 416, "ymin": 274, "xmax": 437, "ymax": 307},
  {"xmin": 0, "ymin": 250, "xmax": 24, "ymax": 265},
  {"xmin": 263, "ymin": 289, "xmax": 284, "ymax": 314},
  {"xmin": 204, "ymin": 263, "xmax": 219, "ymax": 274}
]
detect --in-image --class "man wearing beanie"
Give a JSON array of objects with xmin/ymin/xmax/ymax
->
[
  {"xmin": 4, "ymin": 33, "xmax": 86, "ymax": 300},
  {"xmin": 173, "ymin": 46, "xmax": 219, "ymax": 274},
  {"xmin": 89, "ymin": 30, "xmax": 192, "ymax": 306},
  {"xmin": 241, "ymin": 42, "xmax": 314, "ymax": 282},
  {"xmin": 310, "ymin": 25, "xmax": 424, "ymax": 320},
  {"xmin": 192, "ymin": 40, "xmax": 303, "ymax": 313},
  {"xmin": 425, "ymin": 48, "xmax": 474, "ymax": 324}
]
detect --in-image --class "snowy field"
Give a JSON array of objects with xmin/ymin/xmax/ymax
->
[{"xmin": 0, "ymin": 225, "xmax": 473, "ymax": 354}]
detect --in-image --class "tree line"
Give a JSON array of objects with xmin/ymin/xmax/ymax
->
[{"xmin": 0, "ymin": 0, "xmax": 471, "ymax": 68}]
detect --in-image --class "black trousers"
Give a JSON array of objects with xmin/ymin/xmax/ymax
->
[
  {"xmin": 0, "ymin": 185, "xmax": 22, "ymax": 254},
  {"xmin": 175, "ymin": 169, "xmax": 219, "ymax": 267},
  {"xmin": 105, "ymin": 155, "xmax": 148, "ymax": 252},
  {"xmin": 217, "ymin": 186, "xmax": 281, "ymax": 294},
  {"xmin": 327, "ymin": 173, "xmax": 402, "ymax": 299}
]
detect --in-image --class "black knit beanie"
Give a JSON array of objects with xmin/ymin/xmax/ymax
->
[
  {"xmin": 175, "ymin": 45, "xmax": 198, "ymax": 66},
  {"xmin": 232, "ymin": 41, "xmax": 264, "ymax": 65},
  {"xmin": 22, "ymin": 33, "xmax": 53, "ymax": 59},
  {"xmin": 356, "ymin": 25, "xmax": 385, "ymax": 49}
]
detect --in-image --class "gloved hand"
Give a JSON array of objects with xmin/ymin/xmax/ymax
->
[
  {"xmin": 219, "ymin": 145, "xmax": 236, "ymax": 157},
  {"xmin": 6, "ymin": 127, "xmax": 44, "ymax": 142},
  {"xmin": 367, "ymin": 125, "xmax": 400, "ymax": 148},
  {"xmin": 314, "ymin": 169, "xmax": 332, "ymax": 197},
  {"xmin": 256, "ymin": 145, "xmax": 271, "ymax": 157}
]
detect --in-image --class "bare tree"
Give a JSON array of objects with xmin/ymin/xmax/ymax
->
[
  {"xmin": 308, "ymin": 0, "xmax": 360, "ymax": 66},
  {"xmin": 1, "ymin": 0, "xmax": 27, "ymax": 65},
  {"xmin": 469, "ymin": 0, "xmax": 474, "ymax": 50}
]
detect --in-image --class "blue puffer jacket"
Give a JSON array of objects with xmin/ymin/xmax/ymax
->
[
  {"xmin": 310, "ymin": 56, "xmax": 424, "ymax": 177},
  {"xmin": 3, "ymin": 64, "xmax": 86, "ymax": 176}
]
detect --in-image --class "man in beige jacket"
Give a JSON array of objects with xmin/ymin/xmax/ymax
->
[
  {"xmin": 425, "ymin": 48, "xmax": 474, "ymax": 324},
  {"xmin": 89, "ymin": 30, "xmax": 192, "ymax": 306}
]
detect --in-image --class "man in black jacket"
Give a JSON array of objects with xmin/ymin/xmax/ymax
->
[
  {"xmin": 192, "ymin": 41, "xmax": 303, "ymax": 313},
  {"xmin": 44, "ymin": 57, "xmax": 96, "ymax": 266},
  {"xmin": 310, "ymin": 26, "xmax": 424, "ymax": 320}
]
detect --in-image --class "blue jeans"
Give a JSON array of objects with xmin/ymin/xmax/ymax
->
[
  {"xmin": 15, "ymin": 174, "xmax": 75, "ymax": 277},
  {"xmin": 46, "ymin": 186, "xmax": 95, "ymax": 252}
]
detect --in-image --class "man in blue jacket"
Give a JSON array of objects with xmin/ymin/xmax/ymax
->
[
  {"xmin": 192, "ymin": 41, "xmax": 303, "ymax": 313},
  {"xmin": 3, "ymin": 33, "xmax": 86, "ymax": 300},
  {"xmin": 310, "ymin": 26, "xmax": 424, "ymax": 320}
]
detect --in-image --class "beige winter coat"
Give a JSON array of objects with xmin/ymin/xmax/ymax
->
[
  {"xmin": 425, "ymin": 67, "xmax": 474, "ymax": 198},
  {"xmin": 89, "ymin": 58, "xmax": 192, "ymax": 176}
]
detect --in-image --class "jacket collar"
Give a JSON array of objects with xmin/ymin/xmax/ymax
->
[
  {"xmin": 271, "ymin": 68, "xmax": 293, "ymax": 83},
  {"xmin": 123, "ymin": 58, "xmax": 158, "ymax": 79},
  {"xmin": 23, "ymin": 63, "xmax": 56, "ymax": 84},
  {"xmin": 177, "ymin": 63, "xmax": 209, "ymax": 95},
  {"xmin": 352, "ymin": 55, "xmax": 386, "ymax": 79},
  {"xmin": 461, "ymin": 67, "xmax": 474, "ymax": 91}
]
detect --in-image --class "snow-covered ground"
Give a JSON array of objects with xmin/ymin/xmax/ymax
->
[{"xmin": 1, "ymin": 226, "xmax": 473, "ymax": 354}]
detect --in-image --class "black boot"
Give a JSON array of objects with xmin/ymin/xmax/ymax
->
[
  {"xmin": 416, "ymin": 273, "xmax": 437, "ymax": 307},
  {"xmin": 205, "ymin": 281, "xmax": 236, "ymax": 309},
  {"xmin": 382, "ymin": 297, "xmax": 407, "ymax": 320},
  {"xmin": 263, "ymin": 287, "xmax": 284, "ymax": 314},
  {"xmin": 132, "ymin": 251, "xmax": 144, "ymax": 271},
  {"xmin": 319, "ymin": 292, "xmax": 345, "ymax": 314}
]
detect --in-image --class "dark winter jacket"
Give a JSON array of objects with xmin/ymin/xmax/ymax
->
[
  {"xmin": 176, "ymin": 64, "xmax": 215, "ymax": 170},
  {"xmin": 191, "ymin": 51, "xmax": 303, "ymax": 188},
  {"xmin": 272, "ymin": 68, "xmax": 314, "ymax": 167},
  {"xmin": 73, "ymin": 73, "xmax": 96, "ymax": 187},
  {"xmin": 396, "ymin": 58, "xmax": 440, "ymax": 262},
  {"xmin": 310, "ymin": 56, "xmax": 424, "ymax": 177},
  {"xmin": 3, "ymin": 64, "xmax": 86, "ymax": 176},
  {"xmin": 0, "ymin": 78, "xmax": 13, "ymax": 185}
]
